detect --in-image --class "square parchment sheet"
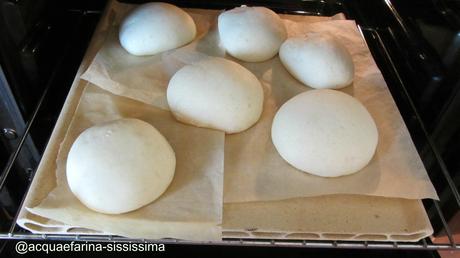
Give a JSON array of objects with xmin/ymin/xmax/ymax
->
[{"xmin": 25, "ymin": 84, "xmax": 224, "ymax": 240}]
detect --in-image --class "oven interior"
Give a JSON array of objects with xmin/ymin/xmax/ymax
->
[{"xmin": 0, "ymin": 0, "xmax": 459, "ymax": 255}]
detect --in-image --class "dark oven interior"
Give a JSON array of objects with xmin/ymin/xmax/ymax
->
[{"xmin": 0, "ymin": 0, "xmax": 459, "ymax": 256}]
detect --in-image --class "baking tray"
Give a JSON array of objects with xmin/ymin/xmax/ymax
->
[{"xmin": 15, "ymin": 0, "xmax": 434, "ymax": 243}]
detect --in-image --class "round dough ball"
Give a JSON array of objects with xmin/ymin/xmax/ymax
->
[
  {"xmin": 271, "ymin": 89, "xmax": 378, "ymax": 177},
  {"xmin": 218, "ymin": 6, "xmax": 287, "ymax": 62},
  {"xmin": 167, "ymin": 57, "xmax": 264, "ymax": 134},
  {"xmin": 279, "ymin": 33, "xmax": 354, "ymax": 89},
  {"xmin": 119, "ymin": 2, "xmax": 196, "ymax": 56},
  {"xmin": 66, "ymin": 118, "xmax": 176, "ymax": 214}
]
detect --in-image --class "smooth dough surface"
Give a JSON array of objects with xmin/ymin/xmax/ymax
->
[
  {"xmin": 218, "ymin": 6, "xmax": 287, "ymax": 62},
  {"xmin": 167, "ymin": 57, "xmax": 264, "ymax": 134},
  {"xmin": 279, "ymin": 33, "xmax": 354, "ymax": 89},
  {"xmin": 271, "ymin": 89, "xmax": 378, "ymax": 177},
  {"xmin": 66, "ymin": 118, "xmax": 176, "ymax": 214},
  {"xmin": 119, "ymin": 2, "xmax": 196, "ymax": 56}
]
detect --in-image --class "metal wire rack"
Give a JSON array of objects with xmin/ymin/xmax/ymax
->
[
  {"xmin": 1, "ymin": 0, "xmax": 459, "ymax": 252},
  {"xmin": 0, "ymin": 232, "xmax": 455, "ymax": 250}
]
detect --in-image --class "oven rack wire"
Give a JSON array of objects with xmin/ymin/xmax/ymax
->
[
  {"xmin": 1, "ymin": 0, "xmax": 459, "ymax": 251},
  {"xmin": 0, "ymin": 232, "xmax": 456, "ymax": 250}
]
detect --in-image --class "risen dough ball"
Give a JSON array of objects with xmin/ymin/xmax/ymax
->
[
  {"xmin": 218, "ymin": 6, "xmax": 287, "ymax": 62},
  {"xmin": 271, "ymin": 90, "xmax": 378, "ymax": 177},
  {"xmin": 66, "ymin": 118, "xmax": 176, "ymax": 214},
  {"xmin": 279, "ymin": 33, "xmax": 354, "ymax": 89},
  {"xmin": 119, "ymin": 2, "xmax": 196, "ymax": 56},
  {"xmin": 167, "ymin": 57, "xmax": 263, "ymax": 134}
]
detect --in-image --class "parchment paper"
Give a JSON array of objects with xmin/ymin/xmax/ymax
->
[
  {"xmin": 81, "ymin": 3, "xmax": 438, "ymax": 202},
  {"xmin": 81, "ymin": 4, "xmax": 223, "ymax": 110},
  {"xmin": 15, "ymin": 81, "xmax": 433, "ymax": 242},
  {"xmin": 80, "ymin": 2, "xmax": 341, "ymax": 110},
  {"xmin": 19, "ymin": 195, "xmax": 434, "ymax": 242},
  {"xmin": 224, "ymin": 20, "xmax": 439, "ymax": 202},
  {"xmin": 26, "ymin": 84, "xmax": 224, "ymax": 240},
  {"xmin": 223, "ymin": 195, "xmax": 433, "ymax": 242}
]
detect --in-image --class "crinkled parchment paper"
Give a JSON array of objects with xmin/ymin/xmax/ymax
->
[
  {"xmin": 25, "ymin": 84, "xmax": 224, "ymax": 240},
  {"xmin": 80, "ymin": 2, "xmax": 342, "ymax": 110},
  {"xmin": 223, "ymin": 20, "xmax": 439, "ymax": 202},
  {"xmin": 81, "ymin": 2, "xmax": 438, "ymax": 203}
]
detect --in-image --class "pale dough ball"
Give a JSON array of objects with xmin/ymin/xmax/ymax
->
[
  {"xmin": 279, "ymin": 33, "xmax": 354, "ymax": 89},
  {"xmin": 167, "ymin": 57, "xmax": 264, "ymax": 134},
  {"xmin": 218, "ymin": 6, "xmax": 287, "ymax": 62},
  {"xmin": 66, "ymin": 118, "xmax": 176, "ymax": 214},
  {"xmin": 271, "ymin": 90, "xmax": 378, "ymax": 177},
  {"xmin": 119, "ymin": 2, "xmax": 196, "ymax": 56}
]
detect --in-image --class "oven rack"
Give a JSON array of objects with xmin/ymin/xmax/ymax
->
[
  {"xmin": 0, "ymin": 232, "xmax": 456, "ymax": 250},
  {"xmin": 1, "ymin": 0, "xmax": 459, "ymax": 251}
]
